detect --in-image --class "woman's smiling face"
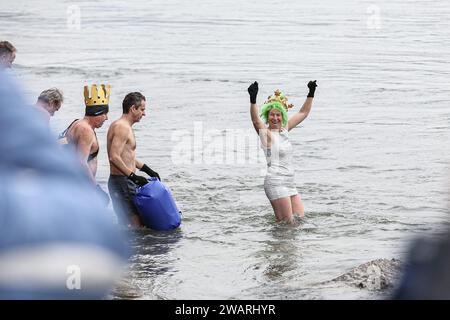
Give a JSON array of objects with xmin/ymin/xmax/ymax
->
[{"xmin": 268, "ymin": 108, "xmax": 282, "ymax": 130}]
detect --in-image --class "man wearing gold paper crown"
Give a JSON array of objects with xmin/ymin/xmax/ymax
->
[
  {"xmin": 64, "ymin": 84, "xmax": 110, "ymax": 204},
  {"xmin": 247, "ymin": 80, "xmax": 317, "ymax": 223},
  {"xmin": 107, "ymin": 92, "xmax": 160, "ymax": 227}
]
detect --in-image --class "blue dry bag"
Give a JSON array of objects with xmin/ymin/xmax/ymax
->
[{"xmin": 134, "ymin": 177, "xmax": 182, "ymax": 231}]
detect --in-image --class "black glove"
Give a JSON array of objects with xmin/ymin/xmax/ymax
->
[
  {"xmin": 307, "ymin": 80, "xmax": 318, "ymax": 98},
  {"xmin": 128, "ymin": 172, "xmax": 148, "ymax": 187},
  {"xmin": 140, "ymin": 164, "xmax": 161, "ymax": 181},
  {"xmin": 95, "ymin": 184, "xmax": 110, "ymax": 206},
  {"xmin": 248, "ymin": 81, "xmax": 258, "ymax": 104}
]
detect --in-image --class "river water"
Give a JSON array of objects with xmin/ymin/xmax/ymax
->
[{"xmin": 2, "ymin": 0, "xmax": 450, "ymax": 299}]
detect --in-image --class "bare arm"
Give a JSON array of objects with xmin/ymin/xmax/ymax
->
[
  {"xmin": 135, "ymin": 159, "xmax": 144, "ymax": 170},
  {"xmin": 108, "ymin": 125, "xmax": 134, "ymax": 176},
  {"xmin": 248, "ymin": 81, "xmax": 271, "ymax": 147},
  {"xmin": 250, "ymin": 102, "xmax": 272, "ymax": 148},
  {"xmin": 250, "ymin": 103, "xmax": 265, "ymax": 133},
  {"xmin": 287, "ymin": 97, "xmax": 313, "ymax": 131},
  {"xmin": 73, "ymin": 126, "xmax": 96, "ymax": 183},
  {"xmin": 288, "ymin": 80, "xmax": 317, "ymax": 131}
]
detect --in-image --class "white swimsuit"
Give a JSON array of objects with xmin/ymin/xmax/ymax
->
[{"xmin": 263, "ymin": 128, "xmax": 298, "ymax": 201}]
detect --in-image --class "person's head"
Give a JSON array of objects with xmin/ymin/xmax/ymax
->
[
  {"xmin": 89, "ymin": 112, "xmax": 108, "ymax": 129},
  {"xmin": 0, "ymin": 41, "xmax": 17, "ymax": 68},
  {"xmin": 84, "ymin": 84, "xmax": 110, "ymax": 128},
  {"xmin": 36, "ymin": 88, "xmax": 64, "ymax": 117},
  {"xmin": 122, "ymin": 92, "xmax": 146, "ymax": 123},
  {"xmin": 260, "ymin": 101, "xmax": 288, "ymax": 130},
  {"xmin": 260, "ymin": 89, "xmax": 291, "ymax": 130}
]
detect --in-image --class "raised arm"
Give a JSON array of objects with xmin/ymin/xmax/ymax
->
[
  {"xmin": 248, "ymin": 81, "xmax": 274, "ymax": 147},
  {"xmin": 248, "ymin": 81, "xmax": 265, "ymax": 133},
  {"xmin": 287, "ymin": 80, "xmax": 317, "ymax": 131}
]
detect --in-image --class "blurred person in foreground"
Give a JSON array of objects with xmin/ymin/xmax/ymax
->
[
  {"xmin": 392, "ymin": 231, "xmax": 450, "ymax": 299},
  {"xmin": 0, "ymin": 69, "xmax": 130, "ymax": 299}
]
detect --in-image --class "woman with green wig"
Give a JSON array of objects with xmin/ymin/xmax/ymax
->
[{"xmin": 247, "ymin": 80, "xmax": 317, "ymax": 223}]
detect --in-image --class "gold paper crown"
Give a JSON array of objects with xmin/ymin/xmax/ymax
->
[
  {"xmin": 264, "ymin": 89, "xmax": 294, "ymax": 110},
  {"xmin": 84, "ymin": 84, "xmax": 111, "ymax": 107}
]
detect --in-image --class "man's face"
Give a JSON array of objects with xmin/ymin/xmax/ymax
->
[
  {"xmin": 0, "ymin": 52, "xmax": 15, "ymax": 68},
  {"xmin": 43, "ymin": 101, "xmax": 61, "ymax": 117},
  {"xmin": 133, "ymin": 100, "xmax": 146, "ymax": 122},
  {"xmin": 93, "ymin": 112, "xmax": 108, "ymax": 128}
]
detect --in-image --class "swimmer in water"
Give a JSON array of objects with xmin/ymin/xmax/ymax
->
[
  {"xmin": 247, "ymin": 80, "xmax": 317, "ymax": 223},
  {"xmin": 65, "ymin": 84, "xmax": 111, "ymax": 204}
]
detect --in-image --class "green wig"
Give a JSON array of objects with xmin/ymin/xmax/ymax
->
[{"xmin": 260, "ymin": 101, "xmax": 289, "ymax": 127}]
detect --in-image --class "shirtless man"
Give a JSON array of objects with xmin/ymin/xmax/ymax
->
[
  {"xmin": 66, "ymin": 84, "xmax": 110, "ymax": 204},
  {"xmin": 107, "ymin": 92, "xmax": 160, "ymax": 227}
]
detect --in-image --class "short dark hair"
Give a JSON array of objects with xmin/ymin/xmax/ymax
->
[
  {"xmin": 122, "ymin": 92, "xmax": 146, "ymax": 114},
  {"xmin": 0, "ymin": 41, "xmax": 16, "ymax": 57}
]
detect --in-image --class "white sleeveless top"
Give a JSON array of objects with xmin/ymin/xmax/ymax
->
[{"xmin": 262, "ymin": 128, "xmax": 298, "ymax": 200}]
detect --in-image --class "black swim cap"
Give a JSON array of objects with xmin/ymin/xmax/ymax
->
[{"xmin": 85, "ymin": 105, "xmax": 108, "ymax": 116}]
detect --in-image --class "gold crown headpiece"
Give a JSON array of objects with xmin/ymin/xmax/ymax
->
[
  {"xmin": 264, "ymin": 89, "xmax": 294, "ymax": 111},
  {"xmin": 84, "ymin": 84, "xmax": 111, "ymax": 107}
]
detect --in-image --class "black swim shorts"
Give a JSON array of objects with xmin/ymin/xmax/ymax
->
[{"xmin": 108, "ymin": 175, "xmax": 139, "ymax": 225}]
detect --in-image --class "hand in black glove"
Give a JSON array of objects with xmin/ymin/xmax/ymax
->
[
  {"xmin": 248, "ymin": 81, "xmax": 258, "ymax": 104},
  {"xmin": 140, "ymin": 164, "xmax": 161, "ymax": 181},
  {"xmin": 307, "ymin": 80, "xmax": 318, "ymax": 98},
  {"xmin": 128, "ymin": 172, "xmax": 148, "ymax": 187}
]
